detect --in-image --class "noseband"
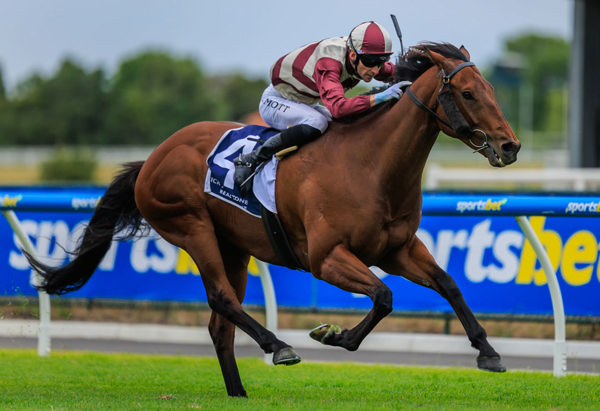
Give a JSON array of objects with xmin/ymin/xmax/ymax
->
[{"xmin": 405, "ymin": 61, "xmax": 489, "ymax": 152}]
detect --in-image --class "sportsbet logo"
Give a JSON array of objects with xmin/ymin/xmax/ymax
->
[
  {"xmin": 514, "ymin": 217, "xmax": 598, "ymax": 286},
  {"xmin": 1, "ymin": 194, "xmax": 22, "ymax": 208},
  {"xmin": 418, "ymin": 216, "xmax": 600, "ymax": 287},
  {"xmin": 565, "ymin": 201, "xmax": 600, "ymax": 214},
  {"xmin": 8, "ymin": 217, "xmax": 600, "ymax": 289},
  {"xmin": 456, "ymin": 198, "xmax": 507, "ymax": 213}
]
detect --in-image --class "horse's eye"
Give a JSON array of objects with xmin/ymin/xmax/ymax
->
[{"xmin": 462, "ymin": 91, "xmax": 474, "ymax": 100}]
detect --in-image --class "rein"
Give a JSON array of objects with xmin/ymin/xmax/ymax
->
[{"xmin": 405, "ymin": 61, "xmax": 490, "ymax": 152}]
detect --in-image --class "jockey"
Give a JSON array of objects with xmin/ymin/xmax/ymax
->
[{"xmin": 234, "ymin": 21, "xmax": 412, "ymax": 194}]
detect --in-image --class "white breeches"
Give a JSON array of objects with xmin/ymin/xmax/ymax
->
[{"xmin": 258, "ymin": 84, "xmax": 332, "ymax": 133}]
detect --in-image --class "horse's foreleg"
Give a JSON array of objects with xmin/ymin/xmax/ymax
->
[
  {"xmin": 311, "ymin": 244, "xmax": 393, "ymax": 351},
  {"xmin": 379, "ymin": 237, "xmax": 506, "ymax": 372},
  {"xmin": 431, "ymin": 267, "xmax": 506, "ymax": 371}
]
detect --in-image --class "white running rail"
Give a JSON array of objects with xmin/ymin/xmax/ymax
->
[{"xmin": 425, "ymin": 165, "xmax": 600, "ymax": 191}]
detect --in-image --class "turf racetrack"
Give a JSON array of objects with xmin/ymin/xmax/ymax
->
[{"xmin": 1, "ymin": 349, "xmax": 598, "ymax": 410}]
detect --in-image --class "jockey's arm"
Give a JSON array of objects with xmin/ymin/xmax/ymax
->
[{"xmin": 313, "ymin": 58, "xmax": 373, "ymax": 118}]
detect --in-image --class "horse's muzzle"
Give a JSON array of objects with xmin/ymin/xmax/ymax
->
[
  {"xmin": 483, "ymin": 140, "xmax": 520, "ymax": 167},
  {"xmin": 500, "ymin": 141, "xmax": 520, "ymax": 165}
]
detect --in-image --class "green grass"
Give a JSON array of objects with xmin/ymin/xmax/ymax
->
[{"xmin": 1, "ymin": 349, "xmax": 598, "ymax": 410}]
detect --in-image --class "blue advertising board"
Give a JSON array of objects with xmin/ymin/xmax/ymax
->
[{"xmin": 0, "ymin": 189, "xmax": 599, "ymax": 317}]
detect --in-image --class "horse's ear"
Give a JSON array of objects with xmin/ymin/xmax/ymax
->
[
  {"xmin": 423, "ymin": 48, "xmax": 446, "ymax": 66},
  {"xmin": 459, "ymin": 45, "xmax": 471, "ymax": 60}
]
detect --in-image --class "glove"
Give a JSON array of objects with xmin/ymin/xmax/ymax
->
[{"xmin": 373, "ymin": 81, "xmax": 412, "ymax": 105}]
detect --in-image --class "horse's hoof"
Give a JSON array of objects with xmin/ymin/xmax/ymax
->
[
  {"xmin": 477, "ymin": 355, "xmax": 507, "ymax": 372},
  {"xmin": 309, "ymin": 324, "xmax": 341, "ymax": 344},
  {"xmin": 273, "ymin": 347, "xmax": 301, "ymax": 366}
]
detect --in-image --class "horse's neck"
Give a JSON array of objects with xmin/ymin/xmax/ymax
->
[{"xmin": 370, "ymin": 76, "xmax": 440, "ymax": 196}]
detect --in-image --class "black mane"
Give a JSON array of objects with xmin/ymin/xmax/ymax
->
[
  {"xmin": 334, "ymin": 42, "xmax": 469, "ymax": 124},
  {"xmin": 392, "ymin": 42, "xmax": 469, "ymax": 83}
]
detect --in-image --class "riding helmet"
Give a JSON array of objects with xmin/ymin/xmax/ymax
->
[{"xmin": 347, "ymin": 21, "xmax": 393, "ymax": 55}]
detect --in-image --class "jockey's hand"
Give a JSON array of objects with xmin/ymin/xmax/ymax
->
[{"xmin": 373, "ymin": 81, "xmax": 413, "ymax": 105}]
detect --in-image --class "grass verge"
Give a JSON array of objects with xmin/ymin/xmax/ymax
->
[{"xmin": 1, "ymin": 349, "xmax": 598, "ymax": 410}]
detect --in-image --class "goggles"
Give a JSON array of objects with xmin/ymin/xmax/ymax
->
[{"xmin": 357, "ymin": 53, "xmax": 390, "ymax": 68}]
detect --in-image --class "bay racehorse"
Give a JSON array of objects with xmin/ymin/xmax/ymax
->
[{"xmin": 27, "ymin": 43, "xmax": 520, "ymax": 397}]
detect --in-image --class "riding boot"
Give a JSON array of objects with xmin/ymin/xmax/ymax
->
[
  {"xmin": 234, "ymin": 133, "xmax": 285, "ymax": 194},
  {"xmin": 234, "ymin": 124, "xmax": 321, "ymax": 195}
]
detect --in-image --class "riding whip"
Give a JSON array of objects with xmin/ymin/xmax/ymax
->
[{"xmin": 390, "ymin": 14, "xmax": 404, "ymax": 55}]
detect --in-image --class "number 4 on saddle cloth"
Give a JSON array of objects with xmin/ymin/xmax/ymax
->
[
  {"xmin": 204, "ymin": 124, "xmax": 280, "ymax": 218},
  {"xmin": 205, "ymin": 124, "xmax": 303, "ymax": 270}
]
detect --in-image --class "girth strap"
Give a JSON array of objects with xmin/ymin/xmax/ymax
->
[{"xmin": 260, "ymin": 206, "xmax": 304, "ymax": 271}]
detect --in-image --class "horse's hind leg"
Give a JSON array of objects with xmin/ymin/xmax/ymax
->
[
  {"xmin": 380, "ymin": 236, "xmax": 506, "ymax": 372},
  {"xmin": 181, "ymin": 227, "xmax": 300, "ymax": 366},
  {"xmin": 208, "ymin": 243, "xmax": 249, "ymax": 397},
  {"xmin": 209, "ymin": 311, "xmax": 246, "ymax": 397}
]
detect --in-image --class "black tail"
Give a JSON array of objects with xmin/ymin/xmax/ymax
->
[{"xmin": 27, "ymin": 161, "xmax": 147, "ymax": 295}]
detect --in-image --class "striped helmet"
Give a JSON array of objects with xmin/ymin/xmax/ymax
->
[{"xmin": 347, "ymin": 21, "xmax": 393, "ymax": 55}]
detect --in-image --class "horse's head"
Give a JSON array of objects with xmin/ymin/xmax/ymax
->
[{"xmin": 413, "ymin": 44, "xmax": 521, "ymax": 167}]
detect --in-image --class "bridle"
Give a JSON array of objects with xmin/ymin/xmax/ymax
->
[{"xmin": 405, "ymin": 61, "xmax": 490, "ymax": 153}]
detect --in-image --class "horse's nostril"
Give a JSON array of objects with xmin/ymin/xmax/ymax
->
[{"xmin": 502, "ymin": 142, "xmax": 520, "ymax": 155}]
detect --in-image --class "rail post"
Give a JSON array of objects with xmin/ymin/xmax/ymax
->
[
  {"xmin": 515, "ymin": 216, "xmax": 567, "ymax": 377},
  {"xmin": 2, "ymin": 210, "xmax": 51, "ymax": 356},
  {"xmin": 255, "ymin": 259, "xmax": 278, "ymax": 364}
]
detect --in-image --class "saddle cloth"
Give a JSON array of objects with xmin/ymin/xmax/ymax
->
[{"xmin": 204, "ymin": 125, "xmax": 279, "ymax": 217}]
